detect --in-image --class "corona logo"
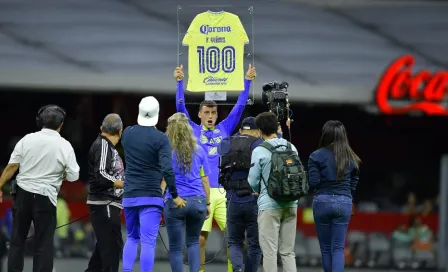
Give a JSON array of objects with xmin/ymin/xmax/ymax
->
[{"xmin": 375, "ymin": 55, "xmax": 448, "ymax": 116}]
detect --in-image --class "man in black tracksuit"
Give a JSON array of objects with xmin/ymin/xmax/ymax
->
[{"xmin": 85, "ymin": 114, "xmax": 125, "ymax": 272}]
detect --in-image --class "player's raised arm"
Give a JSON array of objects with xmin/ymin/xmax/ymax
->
[
  {"xmin": 220, "ymin": 64, "xmax": 257, "ymax": 133},
  {"xmin": 174, "ymin": 64, "xmax": 197, "ymax": 127}
]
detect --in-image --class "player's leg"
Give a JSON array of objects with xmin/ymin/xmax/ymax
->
[
  {"xmin": 330, "ymin": 198, "xmax": 352, "ymax": 272},
  {"xmin": 122, "ymin": 207, "xmax": 140, "ymax": 272},
  {"xmin": 139, "ymin": 205, "xmax": 163, "ymax": 272},
  {"xmin": 226, "ymin": 201, "xmax": 246, "ymax": 272},
  {"xmin": 199, "ymin": 231, "xmax": 209, "ymax": 272},
  {"xmin": 312, "ymin": 197, "xmax": 333, "ymax": 271},
  {"xmin": 31, "ymin": 193, "xmax": 57, "ymax": 272},
  {"xmin": 244, "ymin": 200, "xmax": 262, "ymax": 272},
  {"xmin": 200, "ymin": 195, "xmax": 216, "ymax": 272},
  {"xmin": 213, "ymin": 194, "xmax": 232, "ymax": 272},
  {"xmin": 164, "ymin": 198, "xmax": 186, "ymax": 272},
  {"xmin": 258, "ymin": 209, "xmax": 281, "ymax": 272},
  {"xmin": 7, "ymin": 186, "xmax": 33, "ymax": 272},
  {"xmin": 278, "ymin": 208, "xmax": 298, "ymax": 272},
  {"xmin": 85, "ymin": 205, "xmax": 106, "ymax": 272},
  {"xmin": 185, "ymin": 196, "xmax": 207, "ymax": 272}
]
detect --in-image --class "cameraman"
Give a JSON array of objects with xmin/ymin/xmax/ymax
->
[
  {"xmin": 218, "ymin": 117, "xmax": 262, "ymax": 272},
  {"xmin": 0, "ymin": 105, "xmax": 80, "ymax": 272}
]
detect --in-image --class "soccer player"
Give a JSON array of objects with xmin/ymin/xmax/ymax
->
[{"xmin": 174, "ymin": 64, "xmax": 256, "ymax": 272}]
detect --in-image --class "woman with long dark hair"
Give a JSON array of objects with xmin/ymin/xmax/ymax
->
[
  {"xmin": 308, "ymin": 120, "xmax": 361, "ymax": 272},
  {"xmin": 162, "ymin": 112, "xmax": 211, "ymax": 272}
]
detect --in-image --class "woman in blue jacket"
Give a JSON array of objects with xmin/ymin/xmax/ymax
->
[
  {"xmin": 163, "ymin": 112, "xmax": 211, "ymax": 272},
  {"xmin": 308, "ymin": 120, "xmax": 361, "ymax": 272}
]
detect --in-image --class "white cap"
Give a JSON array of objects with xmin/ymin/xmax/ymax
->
[{"xmin": 137, "ymin": 96, "xmax": 159, "ymax": 127}]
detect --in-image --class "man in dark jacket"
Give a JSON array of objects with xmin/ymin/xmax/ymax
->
[
  {"xmin": 218, "ymin": 117, "xmax": 263, "ymax": 272},
  {"xmin": 85, "ymin": 113, "xmax": 124, "ymax": 272}
]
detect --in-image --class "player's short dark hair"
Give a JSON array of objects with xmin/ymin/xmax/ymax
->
[
  {"xmin": 199, "ymin": 100, "xmax": 218, "ymax": 112},
  {"xmin": 255, "ymin": 112, "xmax": 278, "ymax": 135},
  {"xmin": 39, "ymin": 106, "xmax": 65, "ymax": 130}
]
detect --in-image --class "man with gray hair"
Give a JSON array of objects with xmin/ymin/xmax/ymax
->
[{"xmin": 85, "ymin": 113, "xmax": 125, "ymax": 272}]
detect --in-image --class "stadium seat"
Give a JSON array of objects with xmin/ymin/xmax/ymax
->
[
  {"xmin": 347, "ymin": 231, "xmax": 368, "ymax": 267},
  {"xmin": 356, "ymin": 201, "xmax": 379, "ymax": 212},
  {"xmin": 367, "ymin": 232, "xmax": 391, "ymax": 267},
  {"xmin": 413, "ymin": 250, "xmax": 437, "ymax": 269},
  {"xmin": 294, "ymin": 231, "xmax": 308, "ymax": 265},
  {"xmin": 391, "ymin": 240, "xmax": 412, "ymax": 269},
  {"xmin": 306, "ymin": 236, "xmax": 322, "ymax": 266}
]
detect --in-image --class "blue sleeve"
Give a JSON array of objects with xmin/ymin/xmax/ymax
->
[
  {"xmin": 248, "ymin": 147, "xmax": 262, "ymax": 192},
  {"xmin": 350, "ymin": 166, "xmax": 360, "ymax": 198},
  {"xmin": 251, "ymin": 139, "xmax": 263, "ymax": 151},
  {"xmin": 159, "ymin": 135, "xmax": 178, "ymax": 198},
  {"xmin": 199, "ymin": 146, "xmax": 210, "ymax": 176},
  {"xmin": 217, "ymin": 137, "xmax": 231, "ymax": 156},
  {"xmin": 121, "ymin": 127, "xmax": 128, "ymax": 146},
  {"xmin": 176, "ymin": 80, "xmax": 199, "ymax": 128},
  {"xmin": 220, "ymin": 79, "xmax": 251, "ymax": 134},
  {"xmin": 308, "ymin": 152, "xmax": 321, "ymax": 188}
]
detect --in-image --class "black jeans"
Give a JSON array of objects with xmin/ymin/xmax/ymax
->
[
  {"xmin": 227, "ymin": 200, "xmax": 262, "ymax": 272},
  {"xmin": 85, "ymin": 204, "xmax": 123, "ymax": 272},
  {"xmin": 8, "ymin": 185, "xmax": 56, "ymax": 272}
]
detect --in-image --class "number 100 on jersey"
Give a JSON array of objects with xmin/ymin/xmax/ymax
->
[{"xmin": 182, "ymin": 11, "xmax": 249, "ymax": 92}]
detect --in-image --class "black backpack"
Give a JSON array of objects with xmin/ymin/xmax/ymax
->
[{"xmin": 259, "ymin": 141, "xmax": 308, "ymax": 202}]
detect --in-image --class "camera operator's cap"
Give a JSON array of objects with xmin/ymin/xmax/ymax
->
[
  {"xmin": 241, "ymin": 117, "xmax": 257, "ymax": 130},
  {"xmin": 137, "ymin": 96, "xmax": 159, "ymax": 127}
]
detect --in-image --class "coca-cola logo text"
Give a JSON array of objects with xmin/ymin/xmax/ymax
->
[{"xmin": 376, "ymin": 55, "xmax": 448, "ymax": 116}]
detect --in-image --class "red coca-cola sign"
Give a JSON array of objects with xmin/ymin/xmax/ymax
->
[{"xmin": 376, "ymin": 55, "xmax": 448, "ymax": 116}]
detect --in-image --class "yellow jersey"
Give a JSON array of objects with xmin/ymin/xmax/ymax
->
[{"xmin": 182, "ymin": 11, "xmax": 249, "ymax": 92}]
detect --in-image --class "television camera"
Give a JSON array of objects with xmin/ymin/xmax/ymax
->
[{"xmin": 261, "ymin": 81, "xmax": 291, "ymax": 121}]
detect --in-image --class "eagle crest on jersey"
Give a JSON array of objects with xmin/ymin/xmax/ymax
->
[{"xmin": 182, "ymin": 11, "xmax": 249, "ymax": 92}]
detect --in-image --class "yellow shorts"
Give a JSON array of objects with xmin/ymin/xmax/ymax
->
[{"xmin": 201, "ymin": 188, "xmax": 227, "ymax": 232}]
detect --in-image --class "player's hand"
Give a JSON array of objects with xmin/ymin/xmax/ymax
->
[
  {"xmin": 113, "ymin": 180, "xmax": 124, "ymax": 188},
  {"xmin": 245, "ymin": 63, "xmax": 256, "ymax": 80},
  {"xmin": 206, "ymin": 205, "xmax": 210, "ymax": 219},
  {"xmin": 174, "ymin": 64, "xmax": 184, "ymax": 81},
  {"xmin": 0, "ymin": 190, "xmax": 3, "ymax": 203},
  {"xmin": 173, "ymin": 196, "xmax": 187, "ymax": 208}
]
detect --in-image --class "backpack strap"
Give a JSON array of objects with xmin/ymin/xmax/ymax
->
[
  {"xmin": 260, "ymin": 141, "xmax": 288, "ymax": 153},
  {"xmin": 259, "ymin": 141, "xmax": 276, "ymax": 152}
]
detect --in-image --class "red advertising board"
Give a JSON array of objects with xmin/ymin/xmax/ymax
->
[
  {"xmin": 0, "ymin": 198, "xmax": 438, "ymax": 236},
  {"xmin": 376, "ymin": 55, "xmax": 448, "ymax": 115}
]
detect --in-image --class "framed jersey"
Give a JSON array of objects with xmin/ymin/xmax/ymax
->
[{"xmin": 178, "ymin": 6, "xmax": 254, "ymax": 95}]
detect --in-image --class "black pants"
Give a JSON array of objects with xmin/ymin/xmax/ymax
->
[
  {"xmin": 85, "ymin": 204, "xmax": 123, "ymax": 272},
  {"xmin": 227, "ymin": 201, "xmax": 262, "ymax": 272},
  {"xmin": 8, "ymin": 185, "xmax": 56, "ymax": 272}
]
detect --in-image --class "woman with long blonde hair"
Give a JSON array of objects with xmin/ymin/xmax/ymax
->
[{"xmin": 162, "ymin": 112, "xmax": 211, "ymax": 272}]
